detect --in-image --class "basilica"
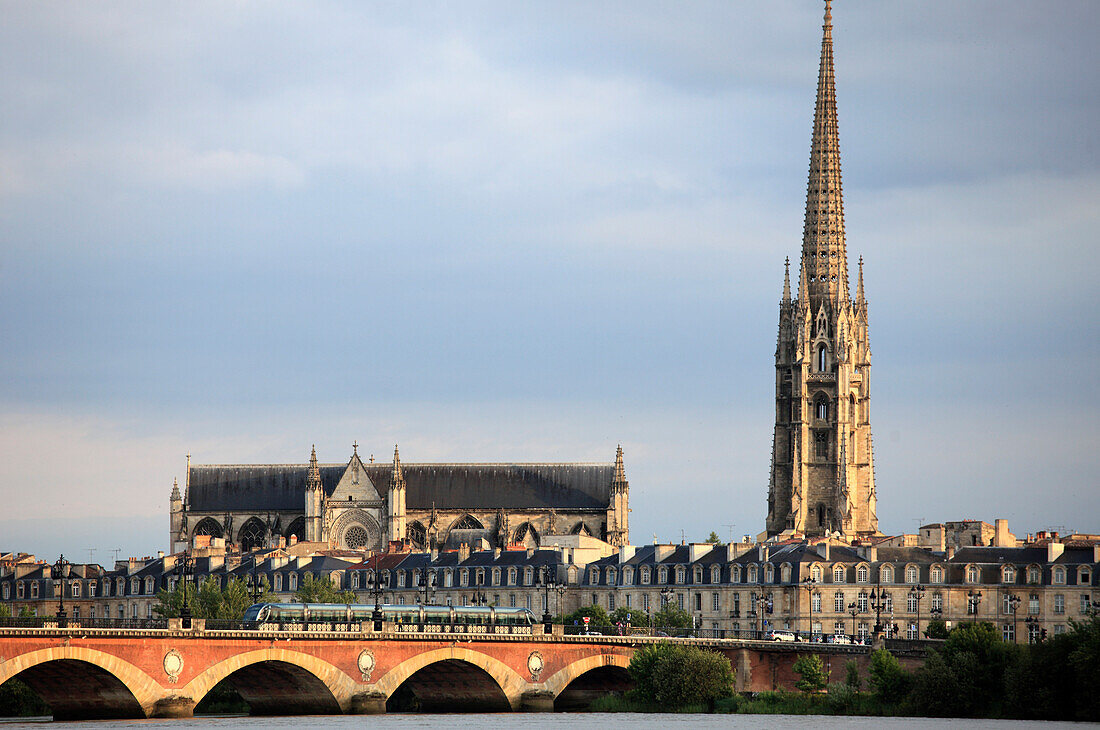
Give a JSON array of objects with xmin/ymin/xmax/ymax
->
[{"xmin": 169, "ymin": 444, "xmax": 629, "ymax": 553}]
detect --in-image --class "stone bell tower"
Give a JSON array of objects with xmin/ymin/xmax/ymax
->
[{"xmin": 767, "ymin": 0, "xmax": 878, "ymax": 539}]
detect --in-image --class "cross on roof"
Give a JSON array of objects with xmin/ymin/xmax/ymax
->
[{"xmin": 352, "ymin": 441, "xmax": 359, "ymax": 456}]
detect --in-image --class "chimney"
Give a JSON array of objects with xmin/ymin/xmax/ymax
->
[
  {"xmin": 157, "ymin": 551, "xmax": 164, "ymax": 559},
  {"xmin": 1094, "ymin": 545, "xmax": 1100, "ymax": 563},
  {"xmin": 458, "ymin": 542, "xmax": 470, "ymax": 563},
  {"xmin": 619, "ymin": 546, "xmax": 636, "ymax": 563},
  {"xmin": 289, "ymin": 534, "xmax": 298, "ymax": 546},
  {"xmin": 993, "ymin": 519, "xmax": 1012, "ymax": 547},
  {"xmin": 493, "ymin": 547, "xmax": 501, "ymax": 559},
  {"xmin": 946, "ymin": 546, "xmax": 956, "ymax": 560},
  {"xmin": 1047, "ymin": 541, "xmax": 1064, "ymax": 563},
  {"xmin": 758, "ymin": 544, "xmax": 769, "ymax": 562},
  {"xmin": 819, "ymin": 541, "xmax": 830, "ymax": 561}
]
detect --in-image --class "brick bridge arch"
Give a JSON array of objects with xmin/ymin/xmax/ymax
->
[
  {"xmin": 542, "ymin": 653, "xmax": 632, "ymax": 699},
  {"xmin": 182, "ymin": 648, "xmax": 360, "ymax": 714},
  {"xmin": 373, "ymin": 646, "xmax": 529, "ymax": 710},
  {"xmin": 0, "ymin": 646, "xmax": 163, "ymax": 719}
]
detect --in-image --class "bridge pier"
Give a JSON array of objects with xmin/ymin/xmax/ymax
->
[
  {"xmin": 151, "ymin": 696, "xmax": 196, "ymax": 719},
  {"xmin": 347, "ymin": 691, "xmax": 387, "ymax": 714},
  {"xmin": 520, "ymin": 689, "xmax": 555, "ymax": 712}
]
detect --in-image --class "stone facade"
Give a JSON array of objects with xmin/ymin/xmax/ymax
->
[
  {"xmin": 768, "ymin": 1, "xmax": 877, "ymax": 538},
  {"xmin": 169, "ymin": 445, "xmax": 630, "ymax": 554}
]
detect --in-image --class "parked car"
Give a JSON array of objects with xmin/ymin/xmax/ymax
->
[
  {"xmin": 765, "ymin": 629, "xmax": 797, "ymax": 642},
  {"xmin": 826, "ymin": 634, "xmax": 852, "ymax": 645}
]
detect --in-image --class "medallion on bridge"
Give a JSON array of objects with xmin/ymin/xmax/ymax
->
[
  {"xmin": 357, "ymin": 649, "xmax": 376, "ymax": 682},
  {"xmin": 162, "ymin": 649, "xmax": 183, "ymax": 684},
  {"xmin": 527, "ymin": 650, "xmax": 543, "ymax": 681}
]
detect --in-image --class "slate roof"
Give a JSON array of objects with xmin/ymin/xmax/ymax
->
[{"xmin": 187, "ymin": 462, "xmax": 615, "ymax": 512}]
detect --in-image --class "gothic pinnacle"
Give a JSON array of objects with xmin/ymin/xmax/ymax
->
[
  {"xmin": 392, "ymin": 444, "xmax": 403, "ymax": 481},
  {"xmin": 856, "ymin": 255, "xmax": 865, "ymax": 302},
  {"xmin": 782, "ymin": 256, "xmax": 792, "ymax": 302}
]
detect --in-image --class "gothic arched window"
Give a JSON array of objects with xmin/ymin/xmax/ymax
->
[
  {"xmin": 238, "ymin": 517, "xmax": 267, "ymax": 552},
  {"xmin": 818, "ymin": 344, "xmax": 828, "ymax": 372},
  {"xmin": 454, "ymin": 514, "xmax": 484, "ymax": 531},
  {"xmin": 283, "ymin": 517, "xmax": 305, "ymax": 543},
  {"xmin": 193, "ymin": 517, "xmax": 223, "ymax": 539},
  {"xmin": 816, "ymin": 398, "xmax": 828, "ymax": 421},
  {"xmin": 407, "ymin": 521, "xmax": 426, "ymax": 549}
]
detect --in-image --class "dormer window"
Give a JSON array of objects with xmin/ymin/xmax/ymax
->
[{"xmin": 1002, "ymin": 565, "xmax": 1016, "ymax": 584}]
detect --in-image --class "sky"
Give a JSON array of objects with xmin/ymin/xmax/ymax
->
[{"xmin": 1, "ymin": 1, "xmax": 1097, "ymax": 564}]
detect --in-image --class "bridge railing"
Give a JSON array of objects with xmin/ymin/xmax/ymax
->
[{"xmin": 0, "ymin": 617, "xmax": 170, "ymax": 630}]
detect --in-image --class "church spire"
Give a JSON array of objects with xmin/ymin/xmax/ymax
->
[
  {"xmin": 307, "ymin": 444, "xmax": 321, "ymax": 490},
  {"xmin": 782, "ymin": 256, "xmax": 792, "ymax": 303},
  {"xmin": 392, "ymin": 444, "xmax": 404, "ymax": 483},
  {"xmin": 799, "ymin": 0, "xmax": 849, "ymax": 307},
  {"xmin": 855, "ymin": 255, "xmax": 865, "ymax": 303}
]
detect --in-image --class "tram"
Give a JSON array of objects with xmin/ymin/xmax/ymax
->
[{"xmin": 240, "ymin": 602, "xmax": 538, "ymax": 634}]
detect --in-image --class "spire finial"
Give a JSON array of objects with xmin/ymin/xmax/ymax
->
[
  {"xmin": 171, "ymin": 477, "xmax": 180, "ymax": 501},
  {"xmin": 856, "ymin": 255, "xmax": 865, "ymax": 302},
  {"xmin": 797, "ymin": 0, "xmax": 849, "ymax": 307},
  {"xmin": 392, "ymin": 443, "xmax": 404, "ymax": 482},
  {"xmin": 782, "ymin": 257, "xmax": 792, "ymax": 302},
  {"xmin": 352, "ymin": 440, "xmax": 358, "ymax": 457},
  {"xmin": 613, "ymin": 444, "xmax": 626, "ymax": 482}
]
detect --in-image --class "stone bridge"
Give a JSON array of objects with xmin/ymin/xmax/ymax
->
[{"xmin": 0, "ymin": 623, "xmax": 910, "ymax": 719}]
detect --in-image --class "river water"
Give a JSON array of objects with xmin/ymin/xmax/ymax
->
[{"xmin": 0, "ymin": 715, "xmax": 1081, "ymax": 729}]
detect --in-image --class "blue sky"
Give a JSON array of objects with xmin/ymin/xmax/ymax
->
[{"xmin": 1, "ymin": 1, "xmax": 1097, "ymax": 563}]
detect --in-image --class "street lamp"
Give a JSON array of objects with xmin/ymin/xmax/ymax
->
[
  {"xmin": 908, "ymin": 585, "xmax": 926, "ymax": 640},
  {"xmin": 51, "ymin": 555, "xmax": 71, "ymax": 628},
  {"xmin": 1005, "ymin": 594, "xmax": 1021, "ymax": 644},
  {"xmin": 847, "ymin": 601, "xmax": 860, "ymax": 640},
  {"xmin": 967, "ymin": 590, "xmax": 983, "ymax": 623},
  {"xmin": 245, "ymin": 561, "xmax": 266, "ymax": 606},
  {"xmin": 1024, "ymin": 614, "xmax": 1041, "ymax": 643},
  {"xmin": 539, "ymin": 566, "xmax": 563, "ymax": 634},
  {"xmin": 176, "ymin": 553, "xmax": 195, "ymax": 629},
  {"xmin": 868, "ymin": 587, "xmax": 889, "ymax": 635},
  {"xmin": 801, "ymin": 576, "xmax": 818, "ymax": 640},
  {"xmin": 417, "ymin": 571, "xmax": 437, "ymax": 608},
  {"xmin": 367, "ymin": 569, "xmax": 388, "ymax": 631}
]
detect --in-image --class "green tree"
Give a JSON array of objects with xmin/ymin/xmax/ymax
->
[
  {"xmin": 868, "ymin": 648, "xmax": 910, "ymax": 705},
  {"xmin": 294, "ymin": 573, "xmax": 356, "ymax": 604},
  {"xmin": 0, "ymin": 604, "xmax": 10, "ymax": 618},
  {"xmin": 563, "ymin": 604, "xmax": 612, "ymax": 630},
  {"xmin": 1005, "ymin": 615, "xmax": 1100, "ymax": 721},
  {"xmin": 154, "ymin": 576, "xmax": 274, "ymax": 620},
  {"xmin": 793, "ymin": 653, "xmax": 828, "ymax": 693},
  {"xmin": 652, "ymin": 602, "xmax": 693, "ymax": 629},
  {"xmin": 845, "ymin": 659, "xmax": 861, "ymax": 691},
  {"xmin": 908, "ymin": 621, "xmax": 1020, "ymax": 718},
  {"xmin": 628, "ymin": 643, "xmax": 734, "ymax": 708},
  {"xmin": 609, "ymin": 607, "xmax": 648, "ymax": 629},
  {"xmin": 705, "ymin": 532, "xmax": 723, "ymax": 545},
  {"xmin": 924, "ymin": 618, "xmax": 949, "ymax": 639}
]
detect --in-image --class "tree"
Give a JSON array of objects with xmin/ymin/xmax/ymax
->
[
  {"xmin": 868, "ymin": 648, "xmax": 910, "ymax": 705},
  {"xmin": 908, "ymin": 621, "xmax": 1020, "ymax": 718},
  {"xmin": 154, "ymin": 576, "xmax": 275, "ymax": 620},
  {"xmin": 294, "ymin": 573, "xmax": 356, "ymax": 604},
  {"xmin": 705, "ymin": 532, "xmax": 723, "ymax": 545},
  {"xmin": 924, "ymin": 618, "xmax": 949, "ymax": 639},
  {"xmin": 0, "ymin": 604, "xmax": 10, "ymax": 618},
  {"xmin": 562, "ymin": 604, "xmax": 612, "ymax": 629},
  {"xmin": 628, "ymin": 643, "xmax": 734, "ymax": 708},
  {"xmin": 652, "ymin": 602, "xmax": 693, "ymax": 629},
  {"xmin": 609, "ymin": 607, "xmax": 648, "ymax": 629},
  {"xmin": 845, "ymin": 659, "xmax": 861, "ymax": 691},
  {"xmin": 793, "ymin": 653, "xmax": 828, "ymax": 693}
]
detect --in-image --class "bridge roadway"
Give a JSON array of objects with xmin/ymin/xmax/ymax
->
[{"xmin": 0, "ymin": 622, "xmax": 888, "ymax": 719}]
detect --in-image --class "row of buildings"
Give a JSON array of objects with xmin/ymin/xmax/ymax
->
[{"xmin": 4, "ymin": 522, "xmax": 1097, "ymax": 644}]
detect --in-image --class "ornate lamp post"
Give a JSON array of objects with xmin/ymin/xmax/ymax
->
[
  {"xmin": 1024, "ymin": 614, "xmax": 1041, "ymax": 643},
  {"xmin": 539, "ymin": 566, "xmax": 562, "ymax": 633},
  {"xmin": 1005, "ymin": 593, "xmax": 1021, "ymax": 643},
  {"xmin": 367, "ymin": 569, "xmax": 388, "ymax": 631},
  {"xmin": 801, "ymin": 576, "xmax": 818, "ymax": 640},
  {"xmin": 967, "ymin": 589, "xmax": 983, "ymax": 623},
  {"xmin": 176, "ymin": 553, "xmax": 195, "ymax": 629},
  {"xmin": 51, "ymin": 555, "xmax": 71, "ymax": 628},
  {"xmin": 908, "ymin": 585, "xmax": 925, "ymax": 639},
  {"xmin": 868, "ymin": 587, "xmax": 889, "ymax": 635},
  {"xmin": 417, "ymin": 571, "xmax": 437, "ymax": 610},
  {"xmin": 246, "ymin": 562, "xmax": 266, "ymax": 606},
  {"xmin": 847, "ymin": 601, "xmax": 860, "ymax": 640}
]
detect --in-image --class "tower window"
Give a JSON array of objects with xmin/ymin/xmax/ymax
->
[
  {"xmin": 816, "ymin": 399, "xmax": 828, "ymax": 421},
  {"xmin": 815, "ymin": 432, "xmax": 828, "ymax": 459},
  {"xmin": 818, "ymin": 345, "xmax": 827, "ymax": 372}
]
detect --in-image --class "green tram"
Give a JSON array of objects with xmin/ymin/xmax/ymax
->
[{"xmin": 240, "ymin": 603, "xmax": 538, "ymax": 634}]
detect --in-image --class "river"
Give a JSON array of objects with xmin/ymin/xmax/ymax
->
[{"xmin": 0, "ymin": 715, "xmax": 1081, "ymax": 729}]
